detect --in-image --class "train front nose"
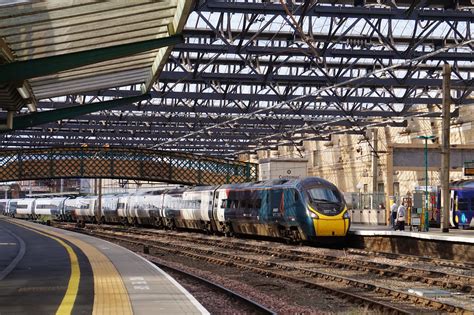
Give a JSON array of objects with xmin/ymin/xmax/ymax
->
[
  {"xmin": 307, "ymin": 206, "xmax": 350, "ymax": 237},
  {"xmin": 314, "ymin": 214, "xmax": 350, "ymax": 237}
]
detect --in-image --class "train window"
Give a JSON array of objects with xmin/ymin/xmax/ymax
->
[
  {"xmin": 294, "ymin": 190, "xmax": 299, "ymax": 202},
  {"xmin": 307, "ymin": 187, "xmax": 341, "ymax": 203},
  {"xmin": 255, "ymin": 199, "xmax": 261, "ymax": 209},
  {"xmin": 230, "ymin": 200, "xmax": 238, "ymax": 208},
  {"xmin": 458, "ymin": 198, "xmax": 469, "ymax": 211},
  {"xmin": 221, "ymin": 199, "xmax": 227, "ymax": 208}
]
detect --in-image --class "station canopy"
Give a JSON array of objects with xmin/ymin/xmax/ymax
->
[{"xmin": 0, "ymin": 0, "xmax": 473, "ymax": 158}]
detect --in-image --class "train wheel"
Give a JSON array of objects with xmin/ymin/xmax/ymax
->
[
  {"xmin": 291, "ymin": 230, "xmax": 303, "ymax": 245},
  {"xmin": 224, "ymin": 222, "xmax": 233, "ymax": 237}
]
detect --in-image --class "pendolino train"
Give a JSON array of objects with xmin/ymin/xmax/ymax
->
[{"xmin": 0, "ymin": 177, "xmax": 351, "ymax": 242}]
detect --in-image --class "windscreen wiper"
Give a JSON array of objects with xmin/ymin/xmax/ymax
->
[{"xmin": 310, "ymin": 198, "xmax": 339, "ymax": 204}]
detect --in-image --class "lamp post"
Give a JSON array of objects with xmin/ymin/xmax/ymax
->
[{"xmin": 417, "ymin": 135, "xmax": 436, "ymax": 231}]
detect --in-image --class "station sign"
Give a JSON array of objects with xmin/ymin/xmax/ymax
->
[
  {"xmin": 414, "ymin": 186, "xmax": 437, "ymax": 192},
  {"xmin": 464, "ymin": 162, "xmax": 474, "ymax": 176}
]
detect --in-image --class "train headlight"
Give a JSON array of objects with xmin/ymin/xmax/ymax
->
[
  {"xmin": 306, "ymin": 209, "xmax": 319, "ymax": 219},
  {"xmin": 343, "ymin": 211, "xmax": 350, "ymax": 219}
]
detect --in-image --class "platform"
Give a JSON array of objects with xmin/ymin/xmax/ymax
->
[
  {"xmin": 348, "ymin": 224, "xmax": 474, "ymax": 262},
  {"xmin": 350, "ymin": 224, "xmax": 474, "ymax": 244},
  {"xmin": 0, "ymin": 217, "xmax": 209, "ymax": 315}
]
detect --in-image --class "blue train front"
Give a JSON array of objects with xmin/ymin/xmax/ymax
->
[
  {"xmin": 450, "ymin": 180, "xmax": 474, "ymax": 229},
  {"xmin": 219, "ymin": 177, "xmax": 350, "ymax": 241}
]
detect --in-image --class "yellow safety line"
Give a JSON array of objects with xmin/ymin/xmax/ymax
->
[
  {"xmin": 8, "ymin": 221, "xmax": 80, "ymax": 315},
  {"xmin": 10, "ymin": 219, "xmax": 133, "ymax": 315}
]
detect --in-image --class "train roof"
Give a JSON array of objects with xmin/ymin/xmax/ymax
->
[
  {"xmin": 218, "ymin": 177, "xmax": 337, "ymax": 190},
  {"xmin": 451, "ymin": 180, "xmax": 474, "ymax": 189}
]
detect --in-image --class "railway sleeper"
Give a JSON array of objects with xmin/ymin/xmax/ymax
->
[
  {"xmin": 77, "ymin": 229, "xmax": 466, "ymax": 315},
  {"xmin": 112, "ymin": 230, "xmax": 471, "ymax": 294},
  {"xmin": 80, "ymin": 229, "xmax": 472, "ymax": 314}
]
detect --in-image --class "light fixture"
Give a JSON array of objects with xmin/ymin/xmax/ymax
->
[
  {"xmin": 16, "ymin": 86, "xmax": 30, "ymax": 99},
  {"xmin": 26, "ymin": 103, "xmax": 37, "ymax": 112}
]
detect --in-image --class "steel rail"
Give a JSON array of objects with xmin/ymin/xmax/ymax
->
[
  {"xmin": 94, "ymin": 225, "xmax": 473, "ymax": 293},
  {"xmin": 149, "ymin": 259, "xmax": 276, "ymax": 315},
  {"xmin": 82, "ymin": 229, "xmax": 413, "ymax": 314},
  {"xmin": 346, "ymin": 249, "xmax": 474, "ymax": 270},
  {"xmin": 78, "ymin": 228, "xmax": 467, "ymax": 314}
]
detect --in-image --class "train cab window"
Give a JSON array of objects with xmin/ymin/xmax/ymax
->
[
  {"xmin": 307, "ymin": 187, "xmax": 341, "ymax": 203},
  {"xmin": 458, "ymin": 198, "xmax": 469, "ymax": 211},
  {"xmin": 221, "ymin": 199, "xmax": 227, "ymax": 208}
]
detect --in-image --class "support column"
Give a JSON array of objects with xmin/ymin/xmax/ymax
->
[
  {"xmin": 385, "ymin": 145, "xmax": 394, "ymax": 225},
  {"xmin": 441, "ymin": 64, "xmax": 451, "ymax": 233},
  {"xmin": 97, "ymin": 178, "xmax": 102, "ymax": 224},
  {"xmin": 371, "ymin": 129, "xmax": 378, "ymax": 209}
]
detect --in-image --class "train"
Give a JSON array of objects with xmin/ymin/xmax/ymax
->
[
  {"xmin": 448, "ymin": 180, "xmax": 474, "ymax": 229},
  {"xmin": 0, "ymin": 177, "xmax": 350, "ymax": 242}
]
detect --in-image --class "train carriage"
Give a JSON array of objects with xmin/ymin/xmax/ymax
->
[
  {"xmin": 12, "ymin": 199, "xmax": 35, "ymax": 220},
  {"xmin": 179, "ymin": 186, "xmax": 215, "ymax": 231},
  {"xmin": 100, "ymin": 194, "xmax": 121, "ymax": 223},
  {"xmin": 214, "ymin": 177, "xmax": 350, "ymax": 241},
  {"xmin": 34, "ymin": 197, "xmax": 67, "ymax": 223},
  {"xmin": 161, "ymin": 188, "xmax": 187, "ymax": 230},
  {"xmin": 72, "ymin": 196, "xmax": 98, "ymax": 224},
  {"xmin": 63, "ymin": 197, "xmax": 82, "ymax": 222}
]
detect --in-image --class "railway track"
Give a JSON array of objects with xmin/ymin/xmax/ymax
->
[
  {"xmin": 346, "ymin": 248, "xmax": 474, "ymax": 271},
  {"xmin": 87, "ymin": 224, "xmax": 473, "ymax": 293},
  {"xmin": 150, "ymin": 259, "xmax": 276, "ymax": 315},
  {"xmin": 62, "ymin": 224, "xmax": 473, "ymax": 314}
]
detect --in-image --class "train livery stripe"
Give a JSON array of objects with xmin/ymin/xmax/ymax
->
[
  {"xmin": 10, "ymin": 220, "xmax": 133, "ymax": 315},
  {"xmin": 8, "ymin": 221, "xmax": 80, "ymax": 315}
]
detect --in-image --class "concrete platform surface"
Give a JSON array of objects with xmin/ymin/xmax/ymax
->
[
  {"xmin": 350, "ymin": 224, "xmax": 474, "ymax": 244},
  {"xmin": 0, "ymin": 218, "xmax": 209, "ymax": 315}
]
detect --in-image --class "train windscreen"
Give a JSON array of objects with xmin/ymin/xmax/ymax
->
[{"xmin": 306, "ymin": 187, "xmax": 344, "ymax": 215}]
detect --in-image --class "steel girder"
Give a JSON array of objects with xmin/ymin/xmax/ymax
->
[
  {"xmin": 2, "ymin": 1, "xmax": 473, "ymax": 158},
  {"xmin": 197, "ymin": 1, "xmax": 474, "ymax": 21}
]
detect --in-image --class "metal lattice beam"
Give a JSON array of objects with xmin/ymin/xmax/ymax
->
[{"xmin": 0, "ymin": 147, "xmax": 258, "ymax": 184}]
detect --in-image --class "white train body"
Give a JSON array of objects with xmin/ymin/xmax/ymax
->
[
  {"xmin": 117, "ymin": 195, "xmax": 129, "ymax": 220},
  {"xmin": 73, "ymin": 196, "xmax": 98, "ymax": 222},
  {"xmin": 101, "ymin": 195, "xmax": 120, "ymax": 223},
  {"xmin": 34, "ymin": 197, "xmax": 66, "ymax": 217},
  {"xmin": 14, "ymin": 199, "xmax": 35, "ymax": 218}
]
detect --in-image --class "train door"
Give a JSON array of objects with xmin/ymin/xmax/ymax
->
[
  {"xmin": 9, "ymin": 200, "xmax": 18, "ymax": 216},
  {"xmin": 270, "ymin": 189, "xmax": 284, "ymax": 221},
  {"xmin": 209, "ymin": 188, "xmax": 220, "ymax": 232},
  {"xmin": 450, "ymin": 190, "xmax": 456, "ymax": 227}
]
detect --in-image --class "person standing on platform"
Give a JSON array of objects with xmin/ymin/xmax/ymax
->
[
  {"xmin": 395, "ymin": 202, "xmax": 406, "ymax": 231},
  {"xmin": 390, "ymin": 201, "xmax": 398, "ymax": 230}
]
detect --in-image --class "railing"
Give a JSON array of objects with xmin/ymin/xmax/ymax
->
[{"xmin": 0, "ymin": 147, "xmax": 259, "ymax": 185}]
